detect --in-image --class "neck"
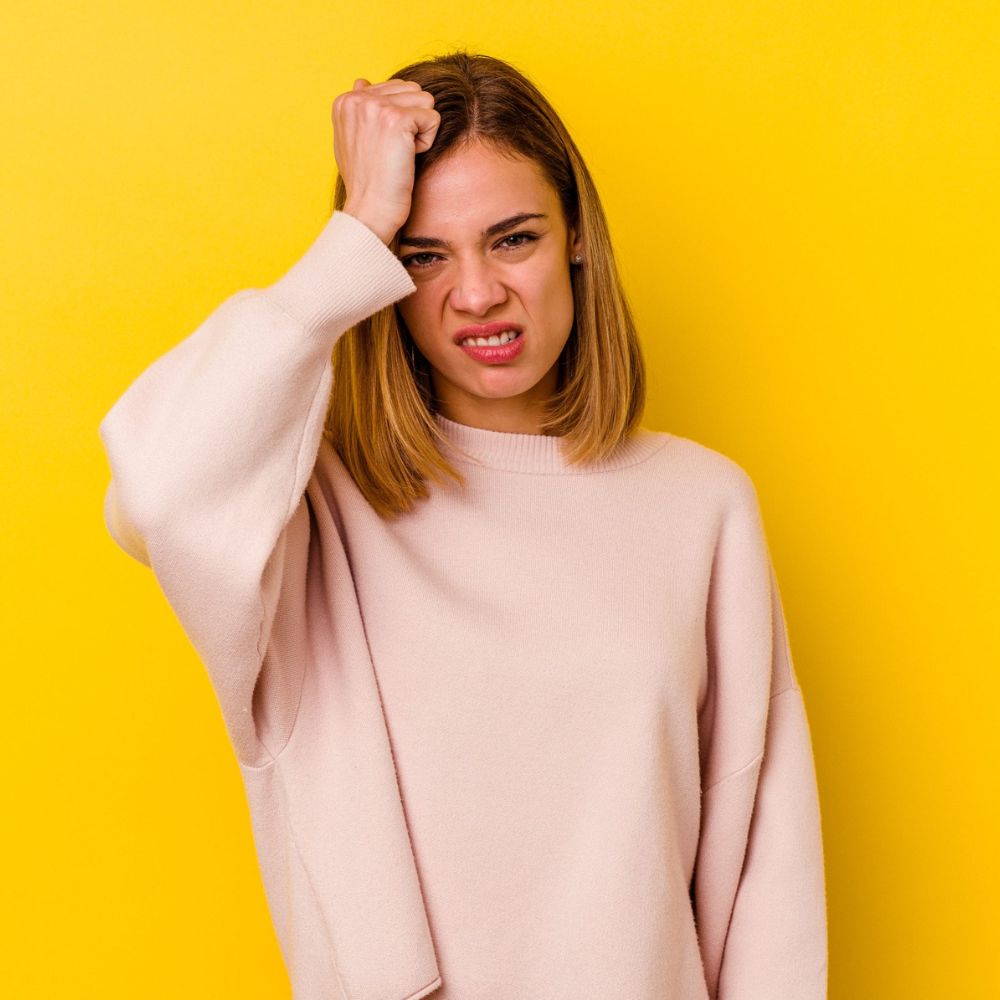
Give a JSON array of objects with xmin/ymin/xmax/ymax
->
[{"xmin": 431, "ymin": 411, "xmax": 671, "ymax": 475}]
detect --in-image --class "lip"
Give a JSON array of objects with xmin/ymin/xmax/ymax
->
[
  {"xmin": 456, "ymin": 324, "xmax": 526, "ymax": 365},
  {"xmin": 452, "ymin": 321, "xmax": 524, "ymax": 345}
]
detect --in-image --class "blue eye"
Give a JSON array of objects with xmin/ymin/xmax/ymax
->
[{"xmin": 401, "ymin": 231, "xmax": 540, "ymax": 270}]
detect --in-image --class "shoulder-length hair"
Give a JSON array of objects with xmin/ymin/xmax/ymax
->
[{"xmin": 325, "ymin": 49, "xmax": 647, "ymax": 518}]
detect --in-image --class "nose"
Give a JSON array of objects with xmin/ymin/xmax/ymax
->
[{"xmin": 447, "ymin": 254, "xmax": 509, "ymax": 316}]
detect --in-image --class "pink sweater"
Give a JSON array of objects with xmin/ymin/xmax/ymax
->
[{"xmin": 98, "ymin": 209, "xmax": 827, "ymax": 999}]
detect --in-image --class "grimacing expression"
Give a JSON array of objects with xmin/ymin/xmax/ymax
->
[{"xmin": 394, "ymin": 141, "xmax": 583, "ymax": 411}]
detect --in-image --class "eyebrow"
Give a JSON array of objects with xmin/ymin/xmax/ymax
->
[{"xmin": 397, "ymin": 213, "xmax": 548, "ymax": 250}]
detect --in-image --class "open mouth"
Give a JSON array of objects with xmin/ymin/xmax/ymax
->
[
  {"xmin": 458, "ymin": 329, "xmax": 522, "ymax": 348},
  {"xmin": 457, "ymin": 328, "xmax": 526, "ymax": 363}
]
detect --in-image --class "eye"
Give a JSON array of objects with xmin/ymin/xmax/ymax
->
[
  {"xmin": 497, "ymin": 231, "xmax": 539, "ymax": 251},
  {"xmin": 400, "ymin": 231, "xmax": 540, "ymax": 270},
  {"xmin": 401, "ymin": 251, "xmax": 441, "ymax": 270}
]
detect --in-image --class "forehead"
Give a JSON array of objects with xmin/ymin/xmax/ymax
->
[{"xmin": 407, "ymin": 142, "xmax": 559, "ymax": 230}]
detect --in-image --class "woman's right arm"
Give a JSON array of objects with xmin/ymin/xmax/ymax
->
[
  {"xmin": 98, "ymin": 209, "xmax": 416, "ymax": 766},
  {"xmin": 100, "ymin": 77, "xmax": 439, "ymax": 767}
]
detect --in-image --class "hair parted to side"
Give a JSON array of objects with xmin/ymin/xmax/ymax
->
[{"xmin": 325, "ymin": 48, "xmax": 647, "ymax": 519}]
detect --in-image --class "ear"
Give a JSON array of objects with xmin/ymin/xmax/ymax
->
[{"xmin": 568, "ymin": 226, "xmax": 584, "ymax": 262}]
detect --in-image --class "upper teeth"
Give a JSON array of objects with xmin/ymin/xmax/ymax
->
[{"xmin": 461, "ymin": 330, "xmax": 519, "ymax": 347}]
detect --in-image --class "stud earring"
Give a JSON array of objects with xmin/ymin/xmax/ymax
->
[{"xmin": 573, "ymin": 254, "xmax": 583, "ymax": 264}]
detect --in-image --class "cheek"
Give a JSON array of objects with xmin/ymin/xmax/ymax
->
[
  {"xmin": 396, "ymin": 294, "xmax": 420, "ymax": 327},
  {"xmin": 533, "ymin": 267, "xmax": 575, "ymax": 332},
  {"xmin": 396, "ymin": 293, "xmax": 435, "ymax": 343},
  {"xmin": 396, "ymin": 293, "xmax": 455, "ymax": 368}
]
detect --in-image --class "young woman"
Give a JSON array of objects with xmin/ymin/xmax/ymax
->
[{"xmin": 99, "ymin": 50, "xmax": 827, "ymax": 1000}]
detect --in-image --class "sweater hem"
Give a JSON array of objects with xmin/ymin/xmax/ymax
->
[{"xmin": 404, "ymin": 975, "xmax": 443, "ymax": 999}]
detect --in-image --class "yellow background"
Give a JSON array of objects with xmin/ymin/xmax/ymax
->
[{"xmin": 3, "ymin": 1, "xmax": 997, "ymax": 996}]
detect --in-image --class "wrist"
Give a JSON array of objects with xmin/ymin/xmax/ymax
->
[{"xmin": 341, "ymin": 204, "xmax": 398, "ymax": 246}]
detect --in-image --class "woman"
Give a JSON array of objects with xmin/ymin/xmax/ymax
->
[{"xmin": 99, "ymin": 50, "xmax": 827, "ymax": 1000}]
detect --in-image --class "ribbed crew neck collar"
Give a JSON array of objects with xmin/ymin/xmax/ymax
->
[{"xmin": 432, "ymin": 412, "xmax": 670, "ymax": 475}]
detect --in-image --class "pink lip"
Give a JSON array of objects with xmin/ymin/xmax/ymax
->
[
  {"xmin": 452, "ymin": 321, "xmax": 524, "ymax": 344},
  {"xmin": 456, "ymin": 325, "xmax": 526, "ymax": 364}
]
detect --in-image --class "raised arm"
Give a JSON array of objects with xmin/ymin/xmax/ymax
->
[
  {"xmin": 98, "ymin": 210, "xmax": 416, "ymax": 766},
  {"xmin": 98, "ymin": 75, "xmax": 443, "ymax": 770}
]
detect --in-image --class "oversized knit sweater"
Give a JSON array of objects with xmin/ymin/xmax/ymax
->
[{"xmin": 98, "ymin": 209, "xmax": 828, "ymax": 1000}]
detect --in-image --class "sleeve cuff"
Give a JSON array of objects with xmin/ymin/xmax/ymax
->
[{"xmin": 263, "ymin": 210, "xmax": 417, "ymax": 337}]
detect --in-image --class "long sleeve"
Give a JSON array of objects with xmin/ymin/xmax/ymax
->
[
  {"xmin": 691, "ymin": 469, "xmax": 828, "ymax": 999},
  {"xmin": 98, "ymin": 210, "xmax": 416, "ymax": 768}
]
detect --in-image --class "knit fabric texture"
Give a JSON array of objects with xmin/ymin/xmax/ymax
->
[{"xmin": 98, "ymin": 209, "xmax": 828, "ymax": 999}]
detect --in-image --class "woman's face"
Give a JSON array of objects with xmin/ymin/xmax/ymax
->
[{"xmin": 394, "ymin": 140, "xmax": 582, "ymax": 433}]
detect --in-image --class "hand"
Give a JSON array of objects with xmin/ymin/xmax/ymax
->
[{"xmin": 332, "ymin": 76, "xmax": 440, "ymax": 245}]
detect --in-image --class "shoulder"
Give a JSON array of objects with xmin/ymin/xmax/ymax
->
[{"xmin": 642, "ymin": 428, "xmax": 760, "ymax": 514}]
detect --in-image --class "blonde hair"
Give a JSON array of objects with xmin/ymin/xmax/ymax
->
[{"xmin": 325, "ymin": 49, "xmax": 647, "ymax": 518}]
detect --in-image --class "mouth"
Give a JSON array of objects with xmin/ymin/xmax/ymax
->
[
  {"xmin": 455, "ymin": 327, "xmax": 526, "ymax": 364},
  {"xmin": 452, "ymin": 322, "xmax": 524, "ymax": 346},
  {"xmin": 456, "ymin": 329, "xmax": 523, "ymax": 348}
]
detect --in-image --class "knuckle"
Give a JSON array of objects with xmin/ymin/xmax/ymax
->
[{"xmin": 336, "ymin": 91, "xmax": 360, "ymax": 114}]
